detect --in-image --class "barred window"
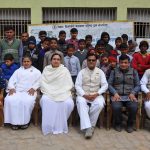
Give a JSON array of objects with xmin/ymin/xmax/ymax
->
[
  {"xmin": 43, "ymin": 8, "xmax": 117, "ymax": 23},
  {"xmin": 128, "ymin": 8, "xmax": 150, "ymax": 38},
  {"xmin": 0, "ymin": 8, "xmax": 31, "ymax": 39}
]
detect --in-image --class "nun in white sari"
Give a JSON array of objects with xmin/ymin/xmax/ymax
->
[
  {"xmin": 4, "ymin": 56, "xmax": 41, "ymax": 130},
  {"xmin": 40, "ymin": 53, "xmax": 74, "ymax": 135}
]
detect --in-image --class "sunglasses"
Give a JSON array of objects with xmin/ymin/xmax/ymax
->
[{"xmin": 88, "ymin": 59, "xmax": 96, "ymax": 62}]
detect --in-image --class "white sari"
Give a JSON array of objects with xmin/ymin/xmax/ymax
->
[{"xmin": 40, "ymin": 64, "xmax": 74, "ymax": 135}]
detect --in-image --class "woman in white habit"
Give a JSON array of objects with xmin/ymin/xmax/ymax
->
[
  {"xmin": 40, "ymin": 53, "xmax": 74, "ymax": 135},
  {"xmin": 4, "ymin": 55, "xmax": 41, "ymax": 130}
]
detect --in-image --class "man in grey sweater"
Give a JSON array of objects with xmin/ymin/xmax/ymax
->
[{"xmin": 108, "ymin": 54, "xmax": 140, "ymax": 133}]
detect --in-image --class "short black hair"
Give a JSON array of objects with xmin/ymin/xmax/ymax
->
[
  {"xmin": 96, "ymin": 40, "xmax": 105, "ymax": 46},
  {"xmin": 4, "ymin": 53, "xmax": 14, "ymax": 61},
  {"xmin": 51, "ymin": 53, "xmax": 62, "ymax": 61},
  {"xmin": 66, "ymin": 44, "xmax": 75, "ymax": 50},
  {"xmin": 101, "ymin": 32, "xmax": 110, "ymax": 41},
  {"xmin": 121, "ymin": 34, "xmax": 128, "ymax": 40},
  {"xmin": 101, "ymin": 53, "xmax": 109, "ymax": 59},
  {"xmin": 4, "ymin": 26, "xmax": 15, "ymax": 31},
  {"xmin": 43, "ymin": 37, "xmax": 51, "ymax": 42},
  {"xmin": 85, "ymin": 35, "xmax": 92, "ymax": 40},
  {"xmin": 120, "ymin": 43, "xmax": 128, "ymax": 49},
  {"xmin": 70, "ymin": 28, "xmax": 78, "ymax": 33},
  {"xmin": 139, "ymin": 40, "xmax": 149, "ymax": 49},
  {"xmin": 38, "ymin": 30, "xmax": 47, "ymax": 36},
  {"xmin": 115, "ymin": 37, "xmax": 122, "ymax": 43},
  {"xmin": 86, "ymin": 53, "xmax": 98, "ymax": 60},
  {"xmin": 50, "ymin": 37, "xmax": 58, "ymax": 43},
  {"xmin": 59, "ymin": 30, "xmax": 66, "ymax": 35},
  {"xmin": 22, "ymin": 55, "xmax": 32, "ymax": 62},
  {"xmin": 119, "ymin": 54, "xmax": 130, "ymax": 62},
  {"xmin": 78, "ymin": 39, "xmax": 85, "ymax": 44}
]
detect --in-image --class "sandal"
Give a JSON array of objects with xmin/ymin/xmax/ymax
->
[
  {"xmin": 11, "ymin": 125, "xmax": 19, "ymax": 130},
  {"xmin": 20, "ymin": 124, "xmax": 29, "ymax": 130}
]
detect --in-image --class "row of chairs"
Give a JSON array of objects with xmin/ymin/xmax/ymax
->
[{"xmin": 0, "ymin": 90, "xmax": 148, "ymax": 130}]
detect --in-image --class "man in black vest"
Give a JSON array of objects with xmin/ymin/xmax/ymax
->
[{"xmin": 108, "ymin": 54, "xmax": 140, "ymax": 133}]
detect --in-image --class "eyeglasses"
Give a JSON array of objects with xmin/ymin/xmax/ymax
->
[{"xmin": 87, "ymin": 59, "xmax": 96, "ymax": 62}]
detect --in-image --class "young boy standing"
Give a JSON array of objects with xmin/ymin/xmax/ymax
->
[
  {"xmin": 58, "ymin": 30, "xmax": 67, "ymax": 56},
  {"xmin": 74, "ymin": 39, "xmax": 87, "ymax": 66},
  {"xmin": 64, "ymin": 44, "xmax": 80, "ymax": 84},
  {"xmin": 66, "ymin": 28, "xmax": 79, "ymax": 51}
]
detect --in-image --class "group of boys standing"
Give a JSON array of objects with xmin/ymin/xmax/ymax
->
[{"xmin": 0, "ymin": 25, "xmax": 150, "ymax": 139}]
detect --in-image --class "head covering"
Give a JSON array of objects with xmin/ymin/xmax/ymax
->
[
  {"xmin": 108, "ymin": 56, "xmax": 117, "ymax": 62},
  {"xmin": 28, "ymin": 36, "xmax": 36, "ymax": 45}
]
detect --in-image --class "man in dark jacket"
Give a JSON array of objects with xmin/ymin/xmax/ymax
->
[{"xmin": 108, "ymin": 54, "xmax": 140, "ymax": 133}]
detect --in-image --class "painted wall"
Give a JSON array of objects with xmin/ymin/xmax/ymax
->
[{"xmin": 0, "ymin": 0, "xmax": 150, "ymax": 24}]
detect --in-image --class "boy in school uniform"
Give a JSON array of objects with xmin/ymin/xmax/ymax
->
[{"xmin": 64, "ymin": 44, "xmax": 80, "ymax": 84}]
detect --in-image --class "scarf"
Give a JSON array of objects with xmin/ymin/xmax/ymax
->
[{"xmin": 40, "ymin": 64, "xmax": 73, "ymax": 101}]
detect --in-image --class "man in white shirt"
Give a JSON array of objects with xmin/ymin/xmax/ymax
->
[
  {"xmin": 140, "ymin": 69, "xmax": 150, "ymax": 118},
  {"xmin": 75, "ymin": 53, "xmax": 108, "ymax": 139}
]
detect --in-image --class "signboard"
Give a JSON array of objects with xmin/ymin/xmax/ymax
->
[{"xmin": 28, "ymin": 21, "xmax": 134, "ymax": 47}]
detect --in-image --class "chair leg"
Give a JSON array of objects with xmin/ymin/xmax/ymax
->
[
  {"xmin": 99, "ymin": 108, "xmax": 104, "ymax": 128},
  {"xmin": 33, "ymin": 106, "xmax": 39, "ymax": 126},
  {"xmin": 136, "ymin": 109, "xmax": 141, "ymax": 130},
  {"xmin": 108, "ymin": 107, "xmax": 112, "ymax": 130},
  {"xmin": 0, "ymin": 106, "xmax": 4, "ymax": 127}
]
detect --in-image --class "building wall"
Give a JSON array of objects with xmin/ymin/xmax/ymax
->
[{"xmin": 0, "ymin": 0, "xmax": 150, "ymax": 24}]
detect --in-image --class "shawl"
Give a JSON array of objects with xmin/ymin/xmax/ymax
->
[{"xmin": 40, "ymin": 64, "xmax": 73, "ymax": 101}]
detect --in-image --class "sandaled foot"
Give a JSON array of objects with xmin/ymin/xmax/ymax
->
[
  {"xmin": 20, "ymin": 124, "xmax": 29, "ymax": 130},
  {"xmin": 11, "ymin": 125, "xmax": 19, "ymax": 130}
]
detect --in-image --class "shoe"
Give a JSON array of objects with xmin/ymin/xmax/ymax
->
[
  {"xmin": 126, "ymin": 126, "xmax": 134, "ymax": 133},
  {"xmin": 114, "ymin": 125, "xmax": 122, "ymax": 132},
  {"xmin": 85, "ymin": 127, "xmax": 94, "ymax": 139},
  {"xmin": 20, "ymin": 124, "xmax": 29, "ymax": 130},
  {"xmin": 11, "ymin": 125, "xmax": 19, "ymax": 130}
]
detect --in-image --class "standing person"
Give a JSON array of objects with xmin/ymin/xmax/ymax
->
[
  {"xmin": 4, "ymin": 56, "xmax": 41, "ymax": 130},
  {"xmin": 64, "ymin": 44, "xmax": 80, "ymax": 84},
  {"xmin": 58, "ymin": 30, "xmax": 67, "ymax": 56},
  {"xmin": 74, "ymin": 39, "xmax": 87, "ymax": 67},
  {"xmin": 117, "ymin": 43, "xmax": 133, "ymax": 62},
  {"xmin": 97, "ymin": 32, "xmax": 113, "ymax": 54},
  {"xmin": 66, "ymin": 28, "xmax": 78, "ymax": 51},
  {"xmin": 23, "ymin": 36, "xmax": 39, "ymax": 69},
  {"xmin": 75, "ymin": 53, "xmax": 108, "ymax": 139},
  {"xmin": 40, "ymin": 53, "xmax": 74, "ymax": 135},
  {"xmin": 85, "ymin": 35, "xmax": 93, "ymax": 51},
  {"xmin": 43, "ymin": 38, "xmax": 64, "ymax": 68},
  {"xmin": 114, "ymin": 37, "xmax": 122, "ymax": 55},
  {"xmin": 20, "ymin": 32, "xmax": 29, "ymax": 49},
  {"xmin": 128, "ymin": 40, "xmax": 138, "ymax": 56},
  {"xmin": 37, "ymin": 37, "xmax": 51, "ymax": 72},
  {"xmin": 132, "ymin": 41, "xmax": 150, "ymax": 79},
  {"xmin": 0, "ymin": 26, "xmax": 23, "ymax": 64},
  {"xmin": 108, "ymin": 54, "xmax": 140, "ymax": 133},
  {"xmin": 36, "ymin": 31, "xmax": 47, "ymax": 50},
  {"xmin": 121, "ymin": 34, "xmax": 128, "ymax": 45}
]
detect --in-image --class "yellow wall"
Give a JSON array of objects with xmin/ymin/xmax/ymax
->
[{"xmin": 0, "ymin": 0, "xmax": 150, "ymax": 24}]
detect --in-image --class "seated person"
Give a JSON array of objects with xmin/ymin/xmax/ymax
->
[
  {"xmin": 108, "ymin": 54, "xmax": 140, "ymax": 133},
  {"xmin": 4, "ymin": 56, "xmax": 41, "ymax": 130},
  {"xmin": 40, "ymin": 53, "xmax": 74, "ymax": 135},
  {"xmin": 75, "ymin": 53, "xmax": 108, "ymax": 139},
  {"xmin": 82, "ymin": 48, "xmax": 100, "ymax": 69},
  {"xmin": 1, "ymin": 53, "xmax": 19, "ymax": 81},
  {"xmin": 140, "ymin": 69, "xmax": 150, "ymax": 118}
]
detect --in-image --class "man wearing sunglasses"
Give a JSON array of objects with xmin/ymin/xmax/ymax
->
[{"xmin": 75, "ymin": 53, "xmax": 108, "ymax": 139}]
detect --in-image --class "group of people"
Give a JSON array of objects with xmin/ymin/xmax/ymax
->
[{"xmin": 0, "ymin": 25, "xmax": 150, "ymax": 139}]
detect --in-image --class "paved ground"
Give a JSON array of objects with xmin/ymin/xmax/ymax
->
[{"xmin": 0, "ymin": 123, "xmax": 150, "ymax": 150}]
